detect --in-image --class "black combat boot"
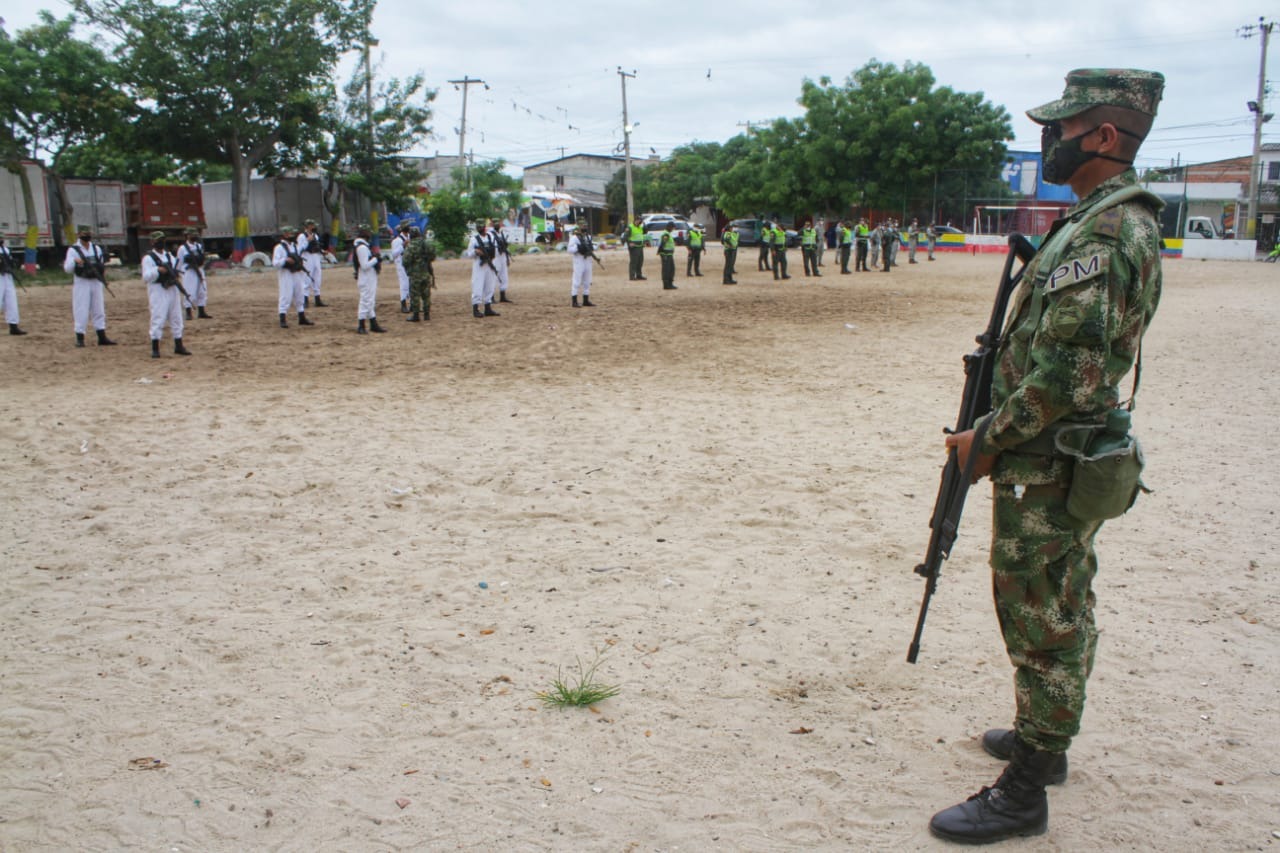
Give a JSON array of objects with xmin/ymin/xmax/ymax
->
[
  {"xmin": 483, "ymin": 304, "xmax": 500, "ymax": 316},
  {"xmin": 186, "ymin": 307, "xmax": 193, "ymax": 320},
  {"xmin": 280, "ymin": 313, "xmax": 288, "ymax": 329},
  {"xmin": 369, "ymin": 317, "xmax": 386, "ymax": 333},
  {"xmin": 304, "ymin": 295, "xmax": 310, "ymax": 309},
  {"xmin": 76, "ymin": 332, "xmax": 85, "ymax": 348},
  {"xmin": 96, "ymin": 329, "xmax": 117, "ymax": 346},
  {"xmin": 174, "ymin": 338, "xmax": 191, "ymax": 356},
  {"xmin": 582, "ymin": 295, "xmax": 594, "ymax": 307},
  {"xmin": 571, "ymin": 295, "xmax": 579, "ymax": 308},
  {"xmin": 197, "ymin": 306, "xmax": 212, "ymax": 318},
  {"xmin": 499, "ymin": 292, "xmax": 511, "ymax": 303},
  {"xmin": 298, "ymin": 312, "xmax": 314, "ymax": 326},
  {"xmin": 9, "ymin": 323, "xmax": 26, "ymax": 335},
  {"xmin": 982, "ymin": 729, "xmax": 1068, "ymax": 785},
  {"xmin": 407, "ymin": 311, "xmax": 421, "ymax": 322},
  {"xmin": 472, "ymin": 304, "xmax": 483, "ymax": 318},
  {"xmin": 400, "ymin": 299, "xmax": 409, "ymax": 313},
  {"xmin": 928, "ymin": 736, "xmax": 1057, "ymax": 844},
  {"xmin": 357, "ymin": 319, "xmax": 367, "ymax": 335},
  {"xmin": 151, "ymin": 339, "xmax": 161, "ymax": 359},
  {"xmin": 423, "ymin": 307, "xmax": 430, "ymax": 321},
  {"xmin": 313, "ymin": 295, "xmax": 326, "ymax": 307}
]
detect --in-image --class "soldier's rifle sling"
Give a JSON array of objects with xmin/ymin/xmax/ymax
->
[{"xmin": 906, "ymin": 232, "xmax": 1037, "ymax": 664}]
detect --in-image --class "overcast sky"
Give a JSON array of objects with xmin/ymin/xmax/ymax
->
[{"xmin": 5, "ymin": 1, "xmax": 1275, "ymax": 173}]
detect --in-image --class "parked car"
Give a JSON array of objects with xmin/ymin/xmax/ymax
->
[
  {"xmin": 730, "ymin": 218, "xmax": 800, "ymax": 247},
  {"xmin": 932, "ymin": 225, "xmax": 963, "ymax": 235},
  {"xmin": 641, "ymin": 215, "xmax": 692, "ymax": 246}
]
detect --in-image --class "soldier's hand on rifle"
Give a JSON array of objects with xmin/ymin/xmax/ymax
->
[{"xmin": 945, "ymin": 429, "xmax": 997, "ymax": 483}]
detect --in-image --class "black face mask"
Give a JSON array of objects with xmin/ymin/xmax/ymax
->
[{"xmin": 1040, "ymin": 122, "xmax": 1139, "ymax": 184}]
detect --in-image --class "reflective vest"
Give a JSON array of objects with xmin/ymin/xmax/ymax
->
[
  {"xmin": 688, "ymin": 229, "xmax": 703, "ymax": 249},
  {"xmin": 801, "ymin": 227, "xmax": 817, "ymax": 247},
  {"xmin": 773, "ymin": 227, "xmax": 787, "ymax": 247},
  {"xmin": 628, "ymin": 223, "xmax": 646, "ymax": 246},
  {"xmin": 722, "ymin": 229, "xmax": 738, "ymax": 249},
  {"xmin": 658, "ymin": 232, "xmax": 675, "ymax": 255}
]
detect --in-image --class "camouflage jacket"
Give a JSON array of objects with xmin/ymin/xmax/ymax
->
[
  {"xmin": 402, "ymin": 237, "xmax": 437, "ymax": 287},
  {"xmin": 981, "ymin": 170, "xmax": 1163, "ymax": 485}
]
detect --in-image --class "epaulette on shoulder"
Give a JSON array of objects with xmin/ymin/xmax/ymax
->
[{"xmin": 1091, "ymin": 207, "xmax": 1124, "ymax": 241}]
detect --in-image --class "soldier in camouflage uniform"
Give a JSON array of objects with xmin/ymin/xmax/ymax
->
[
  {"xmin": 402, "ymin": 227, "xmax": 436, "ymax": 322},
  {"xmin": 930, "ymin": 69, "xmax": 1165, "ymax": 846}
]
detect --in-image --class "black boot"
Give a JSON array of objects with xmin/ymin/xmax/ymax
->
[
  {"xmin": 499, "ymin": 292, "xmax": 511, "ymax": 303},
  {"xmin": 304, "ymin": 295, "xmax": 310, "ymax": 309},
  {"xmin": 198, "ymin": 306, "xmax": 212, "ymax": 319},
  {"xmin": 400, "ymin": 299, "xmax": 409, "ymax": 313},
  {"xmin": 298, "ymin": 312, "xmax": 314, "ymax": 326},
  {"xmin": 186, "ymin": 307, "xmax": 193, "ymax": 321},
  {"xmin": 151, "ymin": 339, "xmax": 161, "ymax": 359},
  {"xmin": 571, "ymin": 295, "xmax": 579, "ymax": 308},
  {"xmin": 9, "ymin": 323, "xmax": 26, "ymax": 336},
  {"xmin": 96, "ymin": 329, "xmax": 117, "ymax": 346},
  {"xmin": 369, "ymin": 316, "xmax": 386, "ymax": 333},
  {"xmin": 423, "ymin": 307, "xmax": 430, "ymax": 321},
  {"xmin": 473, "ymin": 304, "xmax": 484, "ymax": 318},
  {"xmin": 280, "ymin": 313, "xmax": 288, "ymax": 329},
  {"xmin": 407, "ymin": 311, "xmax": 421, "ymax": 322},
  {"xmin": 357, "ymin": 319, "xmax": 367, "ymax": 334},
  {"xmin": 582, "ymin": 295, "xmax": 594, "ymax": 307},
  {"xmin": 929, "ymin": 736, "xmax": 1056, "ymax": 844},
  {"xmin": 982, "ymin": 729, "xmax": 1068, "ymax": 785},
  {"xmin": 76, "ymin": 332, "xmax": 85, "ymax": 348},
  {"xmin": 484, "ymin": 304, "xmax": 500, "ymax": 316},
  {"xmin": 313, "ymin": 295, "xmax": 326, "ymax": 307},
  {"xmin": 174, "ymin": 338, "xmax": 191, "ymax": 356}
]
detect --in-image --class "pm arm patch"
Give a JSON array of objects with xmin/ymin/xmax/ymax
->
[{"xmin": 1045, "ymin": 252, "xmax": 1110, "ymax": 293}]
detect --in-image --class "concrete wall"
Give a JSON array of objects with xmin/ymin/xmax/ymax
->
[{"xmin": 1176, "ymin": 239, "xmax": 1257, "ymax": 261}]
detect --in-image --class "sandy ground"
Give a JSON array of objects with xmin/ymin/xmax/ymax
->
[{"xmin": 1, "ymin": 243, "xmax": 1277, "ymax": 852}]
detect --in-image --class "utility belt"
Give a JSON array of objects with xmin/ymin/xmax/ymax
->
[
  {"xmin": 1006, "ymin": 415, "xmax": 1147, "ymax": 521},
  {"xmin": 1008, "ymin": 420, "xmax": 1099, "ymax": 457}
]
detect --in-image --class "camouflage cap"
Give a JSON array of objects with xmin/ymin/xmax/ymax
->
[
  {"xmin": 150, "ymin": 230, "xmax": 167, "ymax": 242},
  {"xmin": 304, "ymin": 218, "xmax": 317, "ymax": 227},
  {"xmin": 184, "ymin": 226, "xmax": 199, "ymax": 236},
  {"xmin": 1027, "ymin": 69, "xmax": 1164, "ymax": 124},
  {"xmin": 77, "ymin": 224, "xmax": 93, "ymax": 235}
]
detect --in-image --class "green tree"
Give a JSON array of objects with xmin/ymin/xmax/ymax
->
[
  {"xmin": 316, "ymin": 60, "xmax": 435, "ymax": 246},
  {"xmin": 1, "ymin": 12, "xmax": 134, "ymax": 246},
  {"xmin": 425, "ymin": 161, "xmax": 521, "ymax": 253},
  {"xmin": 74, "ymin": 0, "xmax": 371, "ymax": 259},
  {"xmin": 714, "ymin": 60, "xmax": 1012, "ymax": 222}
]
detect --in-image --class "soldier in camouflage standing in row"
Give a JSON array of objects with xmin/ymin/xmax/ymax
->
[
  {"xmin": 402, "ymin": 226, "xmax": 436, "ymax": 323},
  {"xmin": 930, "ymin": 69, "xmax": 1166, "ymax": 845}
]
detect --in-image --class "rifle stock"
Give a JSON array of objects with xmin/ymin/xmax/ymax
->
[{"xmin": 906, "ymin": 233, "xmax": 1037, "ymax": 664}]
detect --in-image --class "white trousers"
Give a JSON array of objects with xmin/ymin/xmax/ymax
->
[
  {"xmin": 277, "ymin": 270, "xmax": 304, "ymax": 314},
  {"xmin": 470, "ymin": 262, "xmax": 497, "ymax": 306},
  {"xmin": 148, "ymin": 283, "xmax": 184, "ymax": 340},
  {"xmin": 396, "ymin": 262, "xmax": 410, "ymax": 302},
  {"xmin": 182, "ymin": 269, "xmax": 206, "ymax": 308},
  {"xmin": 493, "ymin": 253, "xmax": 509, "ymax": 292},
  {"xmin": 305, "ymin": 256, "xmax": 323, "ymax": 297},
  {"xmin": 72, "ymin": 276, "xmax": 106, "ymax": 333},
  {"xmin": 0, "ymin": 274, "xmax": 18, "ymax": 325},
  {"xmin": 571, "ymin": 256, "xmax": 592, "ymax": 296},
  {"xmin": 357, "ymin": 269, "xmax": 378, "ymax": 320}
]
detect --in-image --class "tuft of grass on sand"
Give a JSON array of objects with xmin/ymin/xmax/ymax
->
[{"xmin": 536, "ymin": 649, "xmax": 621, "ymax": 709}]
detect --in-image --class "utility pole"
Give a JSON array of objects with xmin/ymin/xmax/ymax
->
[
  {"xmin": 1240, "ymin": 17, "xmax": 1275, "ymax": 242},
  {"xmin": 449, "ymin": 76, "xmax": 487, "ymax": 192},
  {"xmin": 618, "ymin": 67, "xmax": 636, "ymax": 223},
  {"xmin": 363, "ymin": 31, "xmax": 381, "ymax": 239}
]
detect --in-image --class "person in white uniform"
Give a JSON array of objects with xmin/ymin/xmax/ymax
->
[
  {"xmin": 176, "ymin": 227, "xmax": 211, "ymax": 320},
  {"xmin": 0, "ymin": 235, "xmax": 27, "ymax": 336},
  {"xmin": 142, "ymin": 231, "xmax": 191, "ymax": 358},
  {"xmin": 352, "ymin": 226, "xmax": 386, "ymax": 334},
  {"xmin": 568, "ymin": 225, "xmax": 596, "ymax": 308},
  {"xmin": 390, "ymin": 222, "xmax": 411, "ymax": 313},
  {"xmin": 492, "ymin": 227, "xmax": 512, "ymax": 304},
  {"xmin": 272, "ymin": 225, "xmax": 312, "ymax": 328},
  {"xmin": 297, "ymin": 219, "xmax": 326, "ymax": 307},
  {"xmin": 464, "ymin": 220, "xmax": 500, "ymax": 319},
  {"xmin": 62, "ymin": 225, "xmax": 116, "ymax": 348}
]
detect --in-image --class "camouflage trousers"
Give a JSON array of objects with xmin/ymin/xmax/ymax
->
[
  {"xmin": 408, "ymin": 273, "xmax": 433, "ymax": 315},
  {"xmin": 991, "ymin": 482, "xmax": 1104, "ymax": 754}
]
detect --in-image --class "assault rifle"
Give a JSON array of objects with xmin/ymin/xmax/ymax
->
[
  {"xmin": 906, "ymin": 232, "xmax": 1037, "ymax": 664},
  {"xmin": 474, "ymin": 237, "xmax": 500, "ymax": 275},
  {"xmin": 577, "ymin": 237, "xmax": 604, "ymax": 269}
]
